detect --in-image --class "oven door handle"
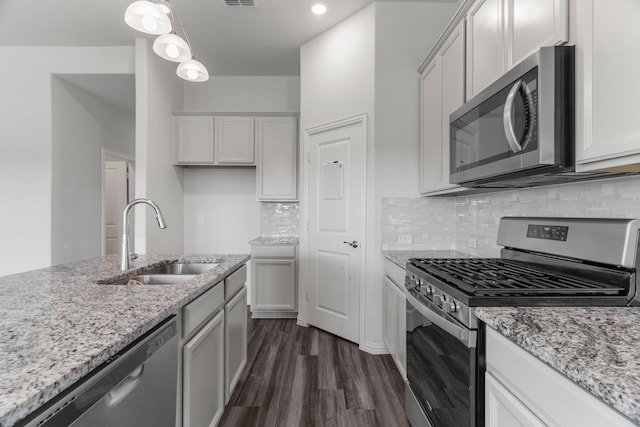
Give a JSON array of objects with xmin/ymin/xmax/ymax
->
[{"xmin": 406, "ymin": 292, "xmax": 477, "ymax": 348}]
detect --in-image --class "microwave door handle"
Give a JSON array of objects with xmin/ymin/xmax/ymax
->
[
  {"xmin": 503, "ymin": 80, "xmax": 524, "ymax": 153},
  {"xmin": 406, "ymin": 292, "xmax": 476, "ymax": 348}
]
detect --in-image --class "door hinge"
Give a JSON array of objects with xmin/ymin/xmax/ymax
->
[
  {"xmin": 307, "ymin": 151, "xmax": 310, "ymax": 162},
  {"xmin": 306, "ymin": 290, "xmax": 310, "ymax": 301},
  {"xmin": 307, "ymin": 220, "xmax": 310, "ymax": 231}
]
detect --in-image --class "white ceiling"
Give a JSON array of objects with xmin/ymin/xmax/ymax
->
[{"xmin": 0, "ymin": 0, "xmax": 392, "ymax": 76}]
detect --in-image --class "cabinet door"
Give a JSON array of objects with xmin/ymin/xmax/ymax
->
[
  {"xmin": 419, "ymin": 59, "xmax": 443, "ymax": 194},
  {"xmin": 420, "ymin": 21, "xmax": 465, "ymax": 195},
  {"xmin": 440, "ymin": 21, "xmax": 466, "ymax": 190},
  {"xmin": 214, "ymin": 116, "xmax": 255, "ymax": 165},
  {"xmin": 256, "ymin": 117, "xmax": 298, "ymax": 201},
  {"xmin": 575, "ymin": 0, "xmax": 640, "ymax": 170},
  {"xmin": 506, "ymin": 0, "xmax": 568, "ymax": 68},
  {"xmin": 183, "ymin": 310, "xmax": 225, "ymax": 427},
  {"xmin": 251, "ymin": 258, "xmax": 297, "ymax": 312},
  {"xmin": 466, "ymin": 0, "xmax": 504, "ymax": 98},
  {"xmin": 486, "ymin": 373, "xmax": 546, "ymax": 427},
  {"xmin": 176, "ymin": 115, "xmax": 215, "ymax": 164},
  {"xmin": 394, "ymin": 283, "xmax": 407, "ymax": 380},
  {"xmin": 383, "ymin": 277, "xmax": 398, "ymax": 361},
  {"xmin": 225, "ymin": 286, "xmax": 247, "ymax": 403}
]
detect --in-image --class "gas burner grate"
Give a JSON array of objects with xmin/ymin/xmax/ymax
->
[{"xmin": 410, "ymin": 258, "xmax": 626, "ymax": 297}]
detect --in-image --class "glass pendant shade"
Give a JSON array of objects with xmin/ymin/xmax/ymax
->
[
  {"xmin": 177, "ymin": 59, "xmax": 209, "ymax": 82},
  {"xmin": 125, "ymin": 1, "xmax": 172, "ymax": 35},
  {"xmin": 153, "ymin": 33, "xmax": 192, "ymax": 62}
]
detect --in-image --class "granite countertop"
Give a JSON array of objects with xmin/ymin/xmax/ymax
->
[
  {"xmin": 477, "ymin": 307, "xmax": 640, "ymax": 424},
  {"xmin": 250, "ymin": 236, "xmax": 299, "ymax": 246},
  {"xmin": 0, "ymin": 253, "xmax": 249, "ymax": 427},
  {"xmin": 383, "ymin": 249, "xmax": 474, "ymax": 269}
]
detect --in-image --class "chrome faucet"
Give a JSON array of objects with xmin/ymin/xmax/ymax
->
[{"xmin": 121, "ymin": 198, "xmax": 167, "ymax": 271}]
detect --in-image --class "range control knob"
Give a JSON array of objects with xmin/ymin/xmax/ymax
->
[
  {"xmin": 442, "ymin": 300, "xmax": 457, "ymax": 313},
  {"xmin": 433, "ymin": 294, "xmax": 443, "ymax": 306},
  {"xmin": 407, "ymin": 277, "xmax": 418, "ymax": 290}
]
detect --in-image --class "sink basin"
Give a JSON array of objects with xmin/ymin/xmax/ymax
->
[
  {"xmin": 164, "ymin": 262, "xmax": 220, "ymax": 275},
  {"xmin": 107, "ymin": 274, "xmax": 197, "ymax": 286},
  {"xmin": 145, "ymin": 262, "xmax": 220, "ymax": 275}
]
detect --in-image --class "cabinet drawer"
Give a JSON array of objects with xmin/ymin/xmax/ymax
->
[
  {"xmin": 183, "ymin": 282, "xmax": 224, "ymax": 338},
  {"xmin": 251, "ymin": 245, "xmax": 296, "ymax": 259},
  {"xmin": 225, "ymin": 264, "xmax": 247, "ymax": 299}
]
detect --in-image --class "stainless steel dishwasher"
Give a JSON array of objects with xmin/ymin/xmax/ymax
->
[{"xmin": 19, "ymin": 317, "xmax": 178, "ymax": 427}]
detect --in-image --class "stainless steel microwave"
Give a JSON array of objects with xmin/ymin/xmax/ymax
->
[{"xmin": 449, "ymin": 46, "xmax": 575, "ymax": 188}]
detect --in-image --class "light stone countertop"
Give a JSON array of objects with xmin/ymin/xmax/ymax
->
[
  {"xmin": 476, "ymin": 307, "xmax": 640, "ymax": 425},
  {"xmin": 249, "ymin": 236, "xmax": 299, "ymax": 246},
  {"xmin": 382, "ymin": 249, "xmax": 475, "ymax": 269},
  {"xmin": 0, "ymin": 253, "xmax": 249, "ymax": 427}
]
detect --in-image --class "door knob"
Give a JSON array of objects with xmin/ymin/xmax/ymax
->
[{"xmin": 343, "ymin": 240, "xmax": 359, "ymax": 248}]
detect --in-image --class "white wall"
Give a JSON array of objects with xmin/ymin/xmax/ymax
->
[
  {"xmin": 184, "ymin": 76, "xmax": 300, "ymax": 112},
  {"xmin": 51, "ymin": 76, "xmax": 134, "ymax": 265},
  {"xmin": 300, "ymin": 1, "xmax": 458, "ymax": 351},
  {"xmin": 183, "ymin": 168, "xmax": 260, "ymax": 254},
  {"xmin": 0, "ymin": 46, "xmax": 134, "ymax": 276},
  {"xmin": 134, "ymin": 39, "xmax": 185, "ymax": 255}
]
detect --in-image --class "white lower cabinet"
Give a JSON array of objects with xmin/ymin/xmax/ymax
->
[
  {"xmin": 486, "ymin": 327, "xmax": 635, "ymax": 426},
  {"xmin": 383, "ymin": 258, "xmax": 407, "ymax": 380},
  {"xmin": 183, "ymin": 310, "xmax": 225, "ymax": 427},
  {"xmin": 178, "ymin": 264, "xmax": 249, "ymax": 427},
  {"xmin": 485, "ymin": 373, "xmax": 545, "ymax": 427},
  {"xmin": 250, "ymin": 245, "xmax": 297, "ymax": 318},
  {"xmin": 224, "ymin": 286, "xmax": 247, "ymax": 403}
]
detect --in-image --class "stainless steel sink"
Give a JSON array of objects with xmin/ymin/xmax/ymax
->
[
  {"xmin": 143, "ymin": 262, "xmax": 220, "ymax": 275},
  {"xmin": 163, "ymin": 262, "xmax": 220, "ymax": 275},
  {"xmin": 107, "ymin": 274, "xmax": 197, "ymax": 286}
]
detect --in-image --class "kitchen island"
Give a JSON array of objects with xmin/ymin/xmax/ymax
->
[{"xmin": 0, "ymin": 254, "xmax": 249, "ymax": 427}]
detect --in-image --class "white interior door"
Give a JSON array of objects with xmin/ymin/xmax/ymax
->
[
  {"xmin": 306, "ymin": 117, "xmax": 366, "ymax": 344},
  {"xmin": 104, "ymin": 160, "xmax": 129, "ymax": 255}
]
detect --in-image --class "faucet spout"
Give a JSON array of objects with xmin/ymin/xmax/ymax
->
[{"xmin": 121, "ymin": 198, "xmax": 167, "ymax": 271}]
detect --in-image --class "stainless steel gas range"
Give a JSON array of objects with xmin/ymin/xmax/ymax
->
[{"xmin": 404, "ymin": 216, "xmax": 640, "ymax": 427}]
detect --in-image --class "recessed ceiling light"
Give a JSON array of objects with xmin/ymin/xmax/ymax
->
[{"xmin": 311, "ymin": 2, "xmax": 327, "ymax": 15}]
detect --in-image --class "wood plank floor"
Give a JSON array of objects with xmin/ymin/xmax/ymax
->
[{"xmin": 219, "ymin": 317, "xmax": 410, "ymax": 427}]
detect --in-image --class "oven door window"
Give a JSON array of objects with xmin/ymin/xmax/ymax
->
[{"xmin": 406, "ymin": 300, "xmax": 476, "ymax": 427}]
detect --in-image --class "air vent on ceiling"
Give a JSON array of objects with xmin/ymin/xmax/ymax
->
[{"xmin": 223, "ymin": 0, "xmax": 256, "ymax": 6}]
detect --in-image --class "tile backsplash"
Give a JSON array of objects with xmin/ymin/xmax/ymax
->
[
  {"xmin": 260, "ymin": 202, "xmax": 300, "ymax": 237},
  {"xmin": 382, "ymin": 175, "xmax": 640, "ymax": 256}
]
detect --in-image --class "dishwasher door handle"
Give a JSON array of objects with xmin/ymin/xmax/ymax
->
[{"xmin": 106, "ymin": 364, "xmax": 145, "ymax": 407}]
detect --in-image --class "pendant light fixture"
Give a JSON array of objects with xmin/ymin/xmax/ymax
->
[
  {"xmin": 124, "ymin": 1, "xmax": 172, "ymax": 35},
  {"xmin": 124, "ymin": 0, "xmax": 210, "ymax": 82},
  {"xmin": 177, "ymin": 58, "xmax": 209, "ymax": 82},
  {"xmin": 153, "ymin": 32, "xmax": 191, "ymax": 62}
]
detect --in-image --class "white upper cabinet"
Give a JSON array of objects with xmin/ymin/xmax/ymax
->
[
  {"xmin": 419, "ymin": 59, "xmax": 443, "ymax": 194},
  {"xmin": 420, "ymin": 21, "xmax": 467, "ymax": 195},
  {"xmin": 175, "ymin": 115, "xmax": 215, "ymax": 164},
  {"xmin": 466, "ymin": 0, "xmax": 568, "ymax": 98},
  {"xmin": 466, "ymin": 0, "xmax": 504, "ymax": 99},
  {"xmin": 506, "ymin": 0, "xmax": 568, "ymax": 68},
  {"xmin": 256, "ymin": 116, "xmax": 298, "ymax": 201},
  {"xmin": 574, "ymin": 0, "xmax": 640, "ymax": 171},
  {"xmin": 214, "ymin": 116, "xmax": 255, "ymax": 165}
]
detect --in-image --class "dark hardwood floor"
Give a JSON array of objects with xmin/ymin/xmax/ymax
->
[{"xmin": 219, "ymin": 317, "xmax": 410, "ymax": 427}]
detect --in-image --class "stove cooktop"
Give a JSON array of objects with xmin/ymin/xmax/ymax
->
[{"xmin": 407, "ymin": 257, "xmax": 633, "ymax": 307}]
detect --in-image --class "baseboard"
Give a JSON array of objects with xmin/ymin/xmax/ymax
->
[
  {"xmin": 251, "ymin": 311, "xmax": 298, "ymax": 319},
  {"xmin": 360, "ymin": 340, "xmax": 389, "ymax": 355}
]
